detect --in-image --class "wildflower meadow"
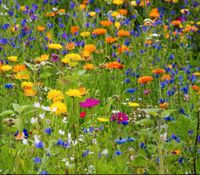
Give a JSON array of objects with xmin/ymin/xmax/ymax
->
[{"xmin": 0, "ymin": 0, "xmax": 200, "ymax": 174}]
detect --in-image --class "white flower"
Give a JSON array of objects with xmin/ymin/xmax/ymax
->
[
  {"xmin": 34, "ymin": 102, "xmax": 40, "ymax": 108},
  {"xmin": 59, "ymin": 129, "xmax": 65, "ymax": 135},
  {"xmin": 34, "ymin": 135, "xmax": 40, "ymax": 144},
  {"xmin": 22, "ymin": 139, "xmax": 28, "ymax": 144},
  {"xmin": 31, "ymin": 117, "xmax": 38, "ymax": 124},
  {"xmin": 102, "ymin": 149, "xmax": 108, "ymax": 155},
  {"xmin": 112, "ymin": 110, "xmax": 120, "ymax": 114},
  {"xmin": 39, "ymin": 113, "xmax": 45, "ymax": 119},
  {"xmin": 70, "ymin": 157, "xmax": 74, "ymax": 161},
  {"xmin": 151, "ymin": 33, "xmax": 160, "ymax": 37},
  {"xmin": 41, "ymin": 105, "xmax": 51, "ymax": 111},
  {"xmin": 62, "ymin": 117, "xmax": 68, "ymax": 123},
  {"xmin": 52, "ymin": 7, "xmax": 58, "ymax": 11}
]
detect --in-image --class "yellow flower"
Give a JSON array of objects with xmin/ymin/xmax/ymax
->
[
  {"xmin": 20, "ymin": 6, "xmax": 26, "ymax": 11},
  {"xmin": 128, "ymin": 102, "xmax": 140, "ymax": 107},
  {"xmin": 66, "ymin": 89, "xmax": 82, "ymax": 98},
  {"xmin": 114, "ymin": 22, "xmax": 121, "ymax": 30},
  {"xmin": 80, "ymin": 32, "xmax": 91, "ymax": 37},
  {"xmin": 1, "ymin": 65, "xmax": 12, "ymax": 72},
  {"xmin": 35, "ymin": 54, "xmax": 49, "ymax": 63},
  {"xmin": 48, "ymin": 43, "xmax": 62, "ymax": 50},
  {"xmin": 97, "ymin": 117, "xmax": 109, "ymax": 122},
  {"xmin": 15, "ymin": 72, "xmax": 30, "ymax": 80},
  {"xmin": 50, "ymin": 102, "xmax": 67, "ymax": 115},
  {"xmin": 8, "ymin": 56, "xmax": 18, "ymax": 62},
  {"xmin": 89, "ymin": 11, "xmax": 96, "ymax": 17},
  {"xmin": 68, "ymin": 61, "xmax": 78, "ymax": 67},
  {"xmin": 64, "ymin": 53, "xmax": 82, "ymax": 61},
  {"xmin": 47, "ymin": 89, "xmax": 64, "ymax": 102},
  {"xmin": 21, "ymin": 82, "xmax": 34, "ymax": 89},
  {"xmin": 130, "ymin": 1, "xmax": 137, "ymax": 6},
  {"xmin": 112, "ymin": 0, "xmax": 123, "ymax": 5},
  {"xmin": 193, "ymin": 72, "xmax": 200, "ymax": 76},
  {"xmin": 111, "ymin": 11, "xmax": 120, "ymax": 17}
]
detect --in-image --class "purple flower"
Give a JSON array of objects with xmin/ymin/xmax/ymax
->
[
  {"xmin": 51, "ymin": 53, "xmax": 59, "ymax": 62},
  {"xmin": 80, "ymin": 98, "xmax": 100, "ymax": 108}
]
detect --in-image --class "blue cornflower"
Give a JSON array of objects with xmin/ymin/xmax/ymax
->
[
  {"xmin": 164, "ymin": 116, "xmax": 174, "ymax": 121},
  {"xmin": 126, "ymin": 88, "xmax": 136, "ymax": 93},
  {"xmin": 178, "ymin": 157, "xmax": 184, "ymax": 164},
  {"xmin": 4, "ymin": 83, "xmax": 14, "ymax": 89},
  {"xmin": 33, "ymin": 157, "xmax": 41, "ymax": 164},
  {"xmin": 44, "ymin": 128, "xmax": 52, "ymax": 135},
  {"xmin": 41, "ymin": 171, "xmax": 48, "ymax": 175},
  {"xmin": 115, "ymin": 137, "xmax": 127, "ymax": 144},
  {"xmin": 140, "ymin": 142, "xmax": 147, "ymax": 149},
  {"xmin": 188, "ymin": 130, "xmax": 193, "ymax": 135},
  {"xmin": 169, "ymin": 54, "xmax": 175, "ymax": 60},
  {"xmin": 82, "ymin": 150, "xmax": 90, "ymax": 157},
  {"xmin": 56, "ymin": 139, "xmax": 64, "ymax": 146},
  {"xmin": 124, "ymin": 78, "xmax": 130, "ymax": 84},
  {"xmin": 171, "ymin": 134, "xmax": 180, "ymax": 143},
  {"xmin": 35, "ymin": 141, "xmax": 44, "ymax": 148},
  {"xmin": 198, "ymin": 136, "xmax": 200, "ymax": 143},
  {"xmin": 62, "ymin": 142, "xmax": 70, "ymax": 148},
  {"xmin": 127, "ymin": 137, "xmax": 135, "ymax": 142},
  {"xmin": 115, "ymin": 150, "xmax": 122, "ymax": 155}
]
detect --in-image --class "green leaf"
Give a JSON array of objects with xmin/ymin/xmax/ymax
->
[
  {"xmin": 40, "ymin": 72, "xmax": 52, "ymax": 79},
  {"xmin": 0, "ymin": 110, "xmax": 14, "ymax": 116},
  {"xmin": 12, "ymin": 103, "xmax": 31, "ymax": 114},
  {"xmin": 142, "ymin": 108, "xmax": 160, "ymax": 117},
  {"xmin": 132, "ymin": 155, "xmax": 149, "ymax": 167},
  {"xmin": 135, "ymin": 118, "xmax": 154, "ymax": 126},
  {"xmin": 77, "ymin": 70, "xmax": 86, "ymax": 76},
  {"xmin": 161, "ymin": 109, "xmax": 177, "ymax": 118}
]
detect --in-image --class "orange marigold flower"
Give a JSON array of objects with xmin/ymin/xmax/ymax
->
[
  {"xmin": 13, "ymin": 64, "xmax": 27, "ymax": 73},
  {"xmin": 105, "ymin": 36, "xmax": 118, "ymax": 44},
  {"xmin": 149, "ymin": 8, "xmax": 160, "ymax": 18},
  {"xmin": 159, "ymin": 102, "xmax": 169, "ymax": 109},
  {"xmin": 145, "ymin": 39, "xmax": 153, "ymax": 45},
  {"xmin": 84, "ymin": 44, "xmax": 96, "ymax": 53},
  {"xmin": 152, "ymin": 69, "xmax": 165, "ymax": 74},
  {"xmin": 37, "ymin": 26, "xmax": 46, "ymax": 32},
  {"xmin": 137, "ymin": 76, "xmax": 153, "ymax": 84},
  {"xmin": 92, "ymin": 28, "xmax": 107, "ymax": 35},
  {"xmin": 117, "ymin": 30, "xmax": 130, "ymax": 37},
  {"xmin": 79, "ymin": 86, "xmax": 88, "ymax": 96},
  {"xmin": 65, "ymin": 42, "xmax": 75, "ymax": 50},
  {"xmin": 192, "ymin": 85, "xmax": 199, "ymax": 91},
  {"xmin": 118, "ymin": 45, "xmax": 129, "ymax": 54},
  {"xmin": 83, "ymin": 63, "xmax": 95, "ymax": 70},
  {"xmin": 71, "ymin": 26, "xmax": 79, "ymax": 34},
  {"xmin": 118, "ymin": 9, "xmax": 128, "ymax": 15},
  {"xmin": 171, "ymin": 20, "xmax": 181, "ymax": 26},
  {"xmin": 171, "ymin": 149, "xmax": 181, "ymax": 155},
  {"xmin": 45, "ymin": 12, "xmax": 56, "ymax": 17},
  {"xmin": 24, "ymin": 89, "xmax": 37, "ymax": 97},
  {"xmin": 100, "ymin": 20, "xmax": 113, "ymax": 27},
  {"xmin": 161, "ymin": 74, "xmax": 171, "ymax": 81},
  {"xmin": 105, "ymin": 61, "xmax": 124, "ymax": 69}
]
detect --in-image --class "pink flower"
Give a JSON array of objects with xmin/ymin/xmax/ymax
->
[{"xmin": 80, "ymin": 98, "xmax": 100, "ymax": 108}]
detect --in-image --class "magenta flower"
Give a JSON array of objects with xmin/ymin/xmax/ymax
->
[
  {"xmin": 80, "ymin": 98, "xmax": 100, "ymax": 108},
  {"xmin": 111, "ymin": 112, "xmax": 129, "ymax": 125}
]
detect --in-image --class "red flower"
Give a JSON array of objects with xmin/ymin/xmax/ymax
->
[{"xmin": 80, "ymin": 111, "xmax": 86, "ymax": 118}]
